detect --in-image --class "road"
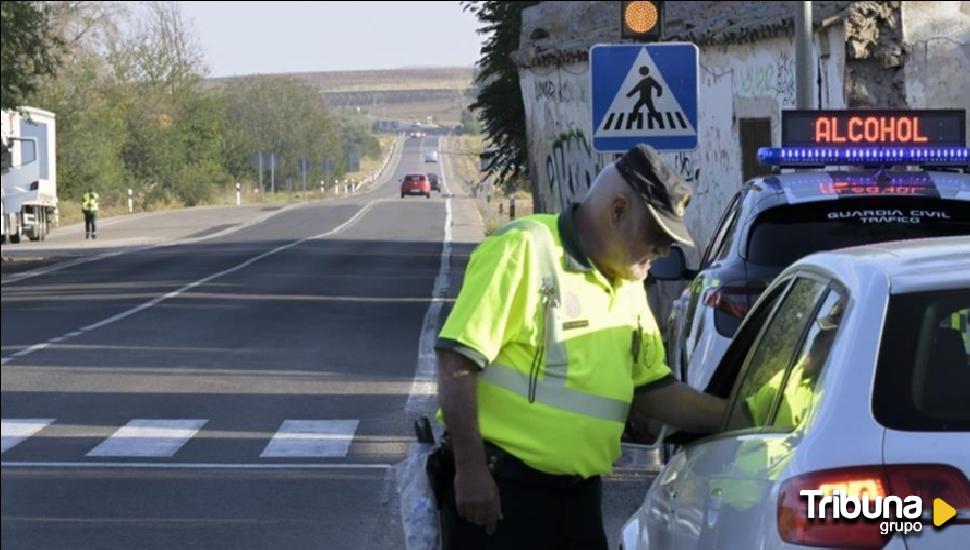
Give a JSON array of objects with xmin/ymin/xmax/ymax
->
[{"xmin": 1, "ymin": 136, "xmax": 651, "ymax": 549}]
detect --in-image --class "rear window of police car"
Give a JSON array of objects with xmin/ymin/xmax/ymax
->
[
  {"xmin": 874, "ymin": 289, "xmax": 970, "ymax": 431},
  {"xmin": 746, "ymin": 197, "xmax": 970, "ymax": 266}
]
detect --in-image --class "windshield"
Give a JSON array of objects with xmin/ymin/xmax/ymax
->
[{"xmin": 746, "ymin": 198, "xmax": 970, "ymax": 266}]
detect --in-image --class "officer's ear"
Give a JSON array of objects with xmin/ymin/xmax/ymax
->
[{"xmin": 610, "ymin": 195, "xmax": 629, "ymax": 226}]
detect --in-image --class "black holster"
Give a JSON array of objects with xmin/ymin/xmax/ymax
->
[{"xmin": 425, "ymin": 433, "xmax": 508, "ymax": 510}]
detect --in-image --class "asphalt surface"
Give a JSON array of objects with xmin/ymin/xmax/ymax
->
[{"xmin": 1, "ymin": 136, "xmax": 652, "ymax": 549}]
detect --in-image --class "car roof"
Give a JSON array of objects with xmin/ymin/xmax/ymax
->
[
  {"xmin": 742, "ymin": 170, "xmax": 970, "ymax": 212},
  {"xmin": 792, "ymin": 235, "xmax": 970, "ymax": 294}
]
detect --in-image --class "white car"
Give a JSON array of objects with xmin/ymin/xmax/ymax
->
[
  {"xmin": 424, "ymin": 149, "xmax": 439, "ymax": 163},
  {"xmin": 623, "ymin": 236, "xmax": 970, "ymax": 550}
]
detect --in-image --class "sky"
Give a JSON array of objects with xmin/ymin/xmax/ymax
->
[{"xmin": 177, "ymin": 1, "xmax": 485, "ymax": 77}]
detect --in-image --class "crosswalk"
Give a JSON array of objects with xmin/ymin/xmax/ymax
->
[
  {"xmin": 1, "ymin": 418, "xmax": 55, "ymax": 453},
  {"xmin": 1, "ymin": 418, "xmax": 363, "ymax": 460},
  {"xmin": 600, "ymin": 110, "xmax": 690, "ymax": 132}
]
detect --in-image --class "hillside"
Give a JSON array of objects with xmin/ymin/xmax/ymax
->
[{"xmin": 207, "ymin": 67, "xmax": 476, "ymax": 126}]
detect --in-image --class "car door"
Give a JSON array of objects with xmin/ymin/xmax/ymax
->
[
  {"xmin": 876, "ymin": 292, "xmax": 970, "ymax": 549},
  {"xmin": 651, "ymin": 276, "xmax": 833, "ymax": 549}
]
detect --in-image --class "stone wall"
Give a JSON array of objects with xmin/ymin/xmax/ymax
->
[{"xmin": 900, "ymin": 1, "xmax": 970, "ymax": 113}]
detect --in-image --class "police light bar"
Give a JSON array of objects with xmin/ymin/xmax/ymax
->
[
  {"xmin": 758, "ymin": 146, "xmax": 969, "ymax": 167},
  {"xmin": 759, "ymin": 110, "xmax": 969, "ymax": 167}
]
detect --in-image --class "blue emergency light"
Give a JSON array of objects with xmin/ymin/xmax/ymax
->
[
  {"xmin": 758, "ymin": 146, "xmax": 969, "ymax": 167},
  {"xmin": 759, "ymin": 110, "xmax": 969, "ymax": 168}
]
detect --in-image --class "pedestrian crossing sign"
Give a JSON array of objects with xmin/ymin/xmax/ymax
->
[{"xmin": 590, "ymin": 43, "xmax": 699, "ymax": 152}]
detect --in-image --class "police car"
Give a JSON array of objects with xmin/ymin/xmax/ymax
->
[
  {"xmin": 652, "ymin": 109, "xmax": 970, "ymax": 391},
  {"xmin": 622, "ymin": 235, "xmax": 970, "ymax": 550}
]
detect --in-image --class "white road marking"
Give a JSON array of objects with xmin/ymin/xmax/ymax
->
[
  {"xmin": 1, "ymin": 419, "xmax": 55, "ymax": 454},
  {"xmin": 0, "ymin": 461, "xmax": 391, "ymax": 470},
  {"xmin": 260, "ymin": 420, "xmax": 360, "ymax": 458},
  {"xmin": 86, "ymin": 419, "xmax": 207, "ymax": 457},
  {"xmin": 405, "ymin": 139, "xmax": 454, "ymax": 414},
  {"xmin": 0, "ymin": 200, "xmax": 379, "ymax": 366}
]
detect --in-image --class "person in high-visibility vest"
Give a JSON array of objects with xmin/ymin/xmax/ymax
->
[
  {"xmin": 432, "ymin": 144, "xmax": 727, "ymax": 549},
  {"xmin": 81, "ymin": 188, "xmax": 100, "ymax": 239}
]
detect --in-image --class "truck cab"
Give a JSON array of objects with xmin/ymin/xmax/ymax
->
[{"xmin": 1, "ymin": 107, "xmax": 57, "ymax": 243}]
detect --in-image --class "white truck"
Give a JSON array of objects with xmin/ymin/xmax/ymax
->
[{"xmin": 1, "ymin": 106, "xmax": 57, "ymax": 244}]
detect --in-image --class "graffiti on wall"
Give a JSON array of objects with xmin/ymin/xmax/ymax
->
[
  {"xmin": 533, "ymin": 78, "xmax": 585, "ymax": 104},
  {"xmin": 673, "ymin": 150, "xmax": 700, "ymax": 184},
  {"xmin": 544, "ymin": 128, "xmax": 603, "ymax": 212},
  {"xmin": 737, "ymin": 50, "xmax": 795, "ymax": 98},
  {"xmin": 535, "ymin": 79, "xmax": 557, "ymax": 102}
]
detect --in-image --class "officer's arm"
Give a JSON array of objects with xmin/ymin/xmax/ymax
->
[
  {"xmin": 436, "ymin": 349, "xmax": 488, "ymax": 470},
  {"xmin": 632, "ymin": 380, "xmax": 727, "ymax": 434},
  {"xmin": 436, "ymin": 348, "xmax": 503, "ymax": 533}
]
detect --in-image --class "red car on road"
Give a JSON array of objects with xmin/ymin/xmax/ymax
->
[{"xmin": 401, "ymin": 173, "xmax": 431, "ymax": 199}]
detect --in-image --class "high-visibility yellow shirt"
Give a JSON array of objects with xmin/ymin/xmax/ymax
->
[
  {"xmin": 82, "ymin": 192, "xmax": 100, "ymax": 212},
  {"xmin": 436, "ymin": 205, "xmax": 672, "ymax": 477},
  {"xmin": 744, "ymin": 361, "xmax": 817, "ymax": 429}
]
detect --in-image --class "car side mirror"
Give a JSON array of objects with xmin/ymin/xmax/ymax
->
[{"xmin": 650, "ymin": 246, "xmax": 695, "ymax": 280}]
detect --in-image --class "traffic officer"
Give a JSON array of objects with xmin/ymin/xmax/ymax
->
[
  {"xmin": 433, "ymin": 144, "xmax": 727, "ymax": 549},
  {"xmin": 81, "ymin": 187, "xmax": 100, "ymax": 239}
]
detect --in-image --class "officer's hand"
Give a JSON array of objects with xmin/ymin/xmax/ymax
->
[{"xmin": 454, "ymin": 464, "xmax": 503, "ymax": 535}]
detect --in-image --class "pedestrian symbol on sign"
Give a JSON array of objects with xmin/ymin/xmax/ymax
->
[
  {"xmin": 627, "ymin": 66, "xmax": 662, "ymax": 119},
  {"xmin": 591, "ymin": 43, "xmax": 698, "ymax": 152}
]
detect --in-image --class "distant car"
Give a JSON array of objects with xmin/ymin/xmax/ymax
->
[
  {"xmin": 400, "ymin": 173, "xmax": 431, "ymax": 199},
  {"xmin": 425, "ymin": 150, "xmax": 439, "ymax": 163},
  {"xmin": 427, "ymin": 172, "xmax": 441, "ymax": 192},
  {"xmin": 622, "ymin": 236, "xmax": 970, "ymax": 550}
]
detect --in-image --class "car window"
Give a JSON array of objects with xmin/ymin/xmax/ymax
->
[
  {"xmin": 724, "ymin": 277, "xmax": 829, "ymax": 431},
  {"xmin": 714, "ymin": 210, "xmax": 739, "ymax": 262},
  {"xmin": 703, "ymin": 280, "xmax": 789, "ymax": 397},
  {"xmin": 874, "ymin": 289, "xmax": 970, "ymax": 431},
  {"xmin": 769, "ymin": 290, "xmax": 844, "ymax": 431},
  {"xmin": 746, "ymin": 198, "xmax": 970, "ymax": 266},
  {"xmin": 701, "ymin": 193, "xmax": 740, "ymax": 268}
]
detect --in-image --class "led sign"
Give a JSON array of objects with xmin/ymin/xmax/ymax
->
[
  {"xmin": 758, "ymin": 110, "xmax": 968, "ymax": 168},
  {"xmin": 782, "ymin": 110, "xmax": 965, "ymax": 148}
]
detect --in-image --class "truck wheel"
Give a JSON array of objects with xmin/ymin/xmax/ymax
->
[
  {"xmin": 10, "ymin": 230, "xmax": 21, "ymax": 244},
  {"xmin": 425, "ymin": 193, "xmax": 431, "ymax": 199}
]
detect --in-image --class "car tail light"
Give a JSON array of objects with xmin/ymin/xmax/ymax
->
[
  {"xmin": 778, "ymin": 465, "xmax": 970, "ymax": 548},
  {"xmin": 703, "ymin": 285, "xmax": 753, "ymax": 318},
  {"xmin": 703, "ymin": 282, "xmax": 766, "ymax": 336}
]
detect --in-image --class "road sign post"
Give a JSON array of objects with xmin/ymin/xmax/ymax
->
[{"xmin": 590, "ymin": 43, "xmax": 699, "ymax": 152}]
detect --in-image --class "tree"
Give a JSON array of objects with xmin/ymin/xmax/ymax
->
[
  {"xmin": 221, "ymin": 76, "xmax": 345, "ymax": 189},
  {"xmin": 461, "ymin": 1, "xmax": 537, "ymax": 185},
  {"xmin": 1, "ymin": 1, "xmax": 64, "ymax": 111}
]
